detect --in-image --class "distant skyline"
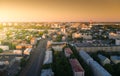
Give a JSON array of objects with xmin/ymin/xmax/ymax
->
[{"xmin": 0, "ymin": 0, "xmax": 120, "ymax": 22}]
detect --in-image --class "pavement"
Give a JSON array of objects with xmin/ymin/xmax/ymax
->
[{"xmin": 19, "ymin": 38, "xmax": 47, "ymax": 76}]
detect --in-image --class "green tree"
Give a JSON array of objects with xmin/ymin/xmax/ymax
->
[{"xmin": 0, "ymin": 48, "xmax": 3, "ymax": 53}]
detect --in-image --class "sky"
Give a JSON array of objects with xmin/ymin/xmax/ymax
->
[{"xmin": 0, "ymin": 0, "xmax": 120, "ymax": 22}]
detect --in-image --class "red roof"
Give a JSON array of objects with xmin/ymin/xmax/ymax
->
[
  {"xmin": 64, "ymin": 48, "xmax": 73, "ymax": 54},
  {"xmin": 69, "ymin": 59, "xmax": 84, "ymax": 72}
]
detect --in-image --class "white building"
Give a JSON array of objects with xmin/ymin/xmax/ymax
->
[
  {"xmin": 72, "ymin": 33, "xmax": 81, "ymax": 39},
  {"xmin": 64, "ymin": 48, "xmax": 73, "ymax": 57},
  {"xmin": 98, "ymin": 54, "xmax": 111, "ymax": 65},
  {"xmin": 0, "ymin": 45, "xmax": 9, "ymax": 51},
  {"xmin": 24, "ymin": 48, "xmax": 32, "ymax": 55},
  {"xmin": 0, "ymin": 32, "xmax": 6, "ymax": 40},
  {"xmin": 72, "ymin": 33, "xmax": 92, "ymax": 39},
  {"xmin": 43, "ymin": 51, "xmax": 53, "ymax": 64},
  {"xmin": 30, "ymin": 38, "xmax": 37, "ymax": 45},
  {"xmin": 41, "ymin": 69, "xmax": 54, "ymax": 76},
  {"xmin": 13, "ymin": 50, "xmax": 22, "ymax": 55},
  {"xmin": 110, "ymin": 56, "xmax": 120, "ymax": 64},
  {"xmin": 109, "ymin": 32, "xmax": 120, "ymax": 39},
  {"xmin": 115, "ymin": 39, "xmax": 120, "ymax": 45},
  {"xmin": 69, "ymin": 59, "xmax": 84, "ymax": 76}
]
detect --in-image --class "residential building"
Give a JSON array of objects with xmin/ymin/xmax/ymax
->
[
  {"xmin": 43, "ymin": 51, "xmax": 52, "ymax": 64},
  {"xmin": 79, "ymin": 50, "xmax": 93, "ymax": 65},
  {"xmin": 69, "ymin": 59, "xmax": 84, "ymax": 76},
  {"xmin": 79, "ymin": 51, "xmax": 111, "ymax": 76},
  {"xmin": 110, "ymin": 56, "xmax": 120, "ymax": 64},
  {"xmin": 109, "ymin": 32, "xmax": 120, "ymax": 39},
  {"xmin": 115, "ymin": 39, "xmax": 120, "ymax": 45},
  {"xmin": 90, "ymin": 60, "xmax": 111, "ymax": 76},
  {"xmin": 0, "ymin": 45, "xmax": 9, "ymax": 51},
  {"xmin": 24, "ymin": 48, "xmax": 32, "ymax": 55},
  {"xmin": 98, "ymin": 54, "xmax": 111, "ymax": 65},
  {"xmin": 13, "ymin": 50, "xmax": 22, "ymax": 55},
  {"xmin": 41, "ymin": 69, "xmax": 54, "ymax": 76},
  {"xmin": 64, "ymin": 48, "xmax": 73, "ymax": 57}
]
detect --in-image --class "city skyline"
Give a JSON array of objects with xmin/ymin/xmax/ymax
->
[{"xmin": 0, "ymin": 0, "xmax": 120, "ymax": 22}]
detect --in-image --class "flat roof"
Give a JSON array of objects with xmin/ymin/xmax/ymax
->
[
  {"xmin": 69, "ymin": 59, "xmax": 84, "ymax": 72},
  {"xmin": 64, "ymin": 48, "xmax": 73, "ymax": 54}
]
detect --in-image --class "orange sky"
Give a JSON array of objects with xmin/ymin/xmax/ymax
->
[{"xmin": 0, "ymin": 0, "xmax": 120, "ymax": 22}]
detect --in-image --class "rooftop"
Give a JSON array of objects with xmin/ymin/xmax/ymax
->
[
  {"xmin": 69, "ymin": 59, "xmax": 84, "ymax": 72},
  {"xmin": 64, "ymin": 48, "xmax": 73, "ymax": 54}
]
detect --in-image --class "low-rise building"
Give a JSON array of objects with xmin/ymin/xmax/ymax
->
[
  {"xmin": 41, "ymin": 69, "xmax": 54, "ymax": 76},
  {"xmin": 16, "ymin": 44, "xmax": 32, "ymax": 50},
  {"xmin": 115, "ymin": 39, "xmax": 120, "ymax": 45},
  {"xmin": 69, "ymin": 59, "xmax": 84, "ymax": 76},
  {"xmin": 64, "ymin": 48, "xmax": 73, "ymax": 57},
  {"xmin": 79, "ymin": 51, "xmax": 111, "ymax": 76},
  {"xmin": 79, "ymin": 50, "xmax": 93, "ymax": 65},
  {"xmin": 0, "ymin": 45, "xmax": 9, "ymax": 51},
  {"xmin": 98, "ymin": 54, "xmax": 111, "ymax": 65},
  {"xmin": 110, "ymin": 56, "xmax": 120, "ymax": 64},
  {"xmin": 30, "ymin": 37, "xmax": 37, "ymax": 45},
  {"xmin": 90, "ymin": 60, "xmax": 111, "ymax": 76},
  {"xmin": 72, "ymin": 33, "xmax": 81, "ymax": 39},
  {"xmin": 24, "ymin": 48, "xmax": 32, "ymax": 55},
  {"xmin": 109, "ymin": 32, "xmax": 120, "ymax": 39},
  {"xmin": 51, "ymin": 42, "xmax": 66, "ymax": 51},
  {"xmin": 0, "ymin": 56, "xmax": 16, "ymax": 71},
  {"xmin": 72, "ymin": 33, "xmax": 92, "ymax": 39},
  {"xmin": 13, "ymin": 50, "xmax": 22, "ymax": 55},
  {"xmin": 43, "ymin": 51, "xmax": 52, "ymax": 64}
]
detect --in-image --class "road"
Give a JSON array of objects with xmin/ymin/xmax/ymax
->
[{"xmin": 19, "ymin": 39, "xmax": 47, "ymax": 76}]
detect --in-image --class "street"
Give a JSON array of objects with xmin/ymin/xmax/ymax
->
[{"xmin": 19, "ymin": 39, "xmax": 47, "ymax": 76}]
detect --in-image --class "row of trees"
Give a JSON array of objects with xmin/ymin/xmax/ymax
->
[
  {"xmin": 1, "ymin": 41, "xmax": 16, "ymax": 50},
  {"xmin": 52, "ymin": 49, "xmax": 73, "ymax": 76}
]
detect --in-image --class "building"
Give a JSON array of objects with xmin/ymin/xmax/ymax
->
[
  {"xmin": 51, "ymin": 42, "xmax": 66, "ymax": 51},
  {"xmin": 64, "ymin": 48, "xmax": 73, "ymax": 57},
  {"xmin": 30, "ymin": 37, "xmax": 37, "ymax": 45},
  {"xmin": 16, "ymin": 44, "xmax": 32, "ymax": 50},
  {"xmin": 109, "ymin": 32, "xmax": 120, "ymax": 39},
  {"xmin": 43, "ymin": 51, "xmax": 52, "ymax": 64},
  {"xmin": 69, "ymin": 59, "xmax": 84, "ymax": 76},
  {"xmin": 115, "ymin": 39, "xmax": 120, "ymax": 45},
  {"xmin": 24, "ymin": 48, "xmax": 32, "ymax": 55},
  {"xmin": 72, "ymin": 33, "xmax": 92, "ymax": 39},
  {"xmin": 76, "ymin": 45, "xmax": 120, "ymax": 52},
  {"xmin": 16, "ymin": 45, "xmax": 23, "ymax": 50},
  {"xmin": 13, "ymin": 50, "xmax": 22, "ymax": 55},
  {"xmin": 0, "ymin": 56, "xmax": 16, "ymax": 71},
  {"xmin": 110, "ymin": 56, "xmax": 120, "ymax": 64},
  {"xmin": 79, "ymin": 51, "xmax": 111, "ymax": 76},
  {"xmin": 0, "ymin": 45, "xmax": 9, "ymax": 51},
  {"xmin": 72, "ymin": 33, "xmax": 81, "ymax": 39},
  {"xmin": 41, "ymin": 69, "xmax": 54, "ymax": 76},
  {"xmin": 79, "ymin": 50, "xmax": 93, "ymax": 65},
  {"xmin": 98, "ymin": 54, "xmax": 111, "ymax": 65},
  {"xmin": 0, "ymin": 32, "xmax": 6, "ymax": 40},
  {"xmin": 90, "ymin": 60, "xmax": 111, "ymax": 76}
]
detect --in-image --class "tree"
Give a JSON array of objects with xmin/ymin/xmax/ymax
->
[
  {"xmin": 20, "ymin": 58, "xmax": 27, "ymax": 67},
  {"xmin": 0, "ymin": 48, "xmax": 3, "ymax": 53},
  {"xmin": 43, "ymin": 29, "xmax": 48, "ymax": 34}
]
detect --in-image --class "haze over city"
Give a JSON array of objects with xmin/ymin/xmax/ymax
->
[{"xmin": 0, "ymin": 0, "xmax": 120, "ymax": 22}]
